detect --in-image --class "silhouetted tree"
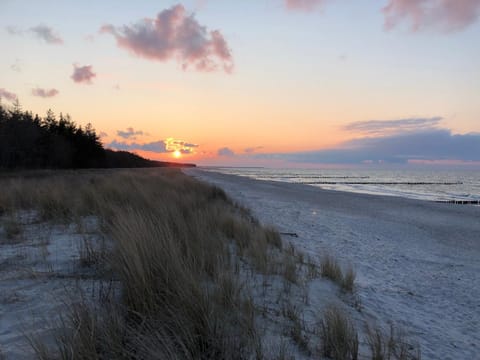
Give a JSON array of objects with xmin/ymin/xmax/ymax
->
[{"xmin": 0, "ymin": 102, "xmax": 195, "ymax": 169}]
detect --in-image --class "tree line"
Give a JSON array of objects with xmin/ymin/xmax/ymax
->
[{"xmin": 0, "ymin": 101, "xmax": 195, "ymax": 169}]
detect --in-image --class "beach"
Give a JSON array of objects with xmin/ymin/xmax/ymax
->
[{"xmin": 187, "ymin": 168, "xmax": 480, "ymax": 360}]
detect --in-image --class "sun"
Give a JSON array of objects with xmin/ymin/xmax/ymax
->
[{"xmin": 173, "ymin": 150, "xmax": 182, "ymax": 159}]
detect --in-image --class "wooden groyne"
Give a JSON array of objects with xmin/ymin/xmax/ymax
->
[
  {"xmin": 304, "ymin": 182, "xmax": 463, "ymax": 185},
  {"xmin": 436, "ymin": 200, "xmax": 480, "ymax": 205}
]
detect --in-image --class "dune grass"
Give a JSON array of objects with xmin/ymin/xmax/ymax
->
[
  {"xmin": 365, "ymin": 323, "xmax": 421, "ymax": 360},
  {"xmin": 1, "ymin": 217, "xmax": 22, "ymax": 243},
  {"xmin": 0, "ymin": 168, "xmax": 300, "ymax": 359},
  {"xmin": 321, "ymin": 254, "xmax": 356, "ymax": 293},
  {"xmin": 319, "ymin": 305, "xmax": 359, "ymax": 360}
]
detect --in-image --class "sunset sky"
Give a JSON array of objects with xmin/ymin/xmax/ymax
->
[{"xmin": 1, "ymin": 0, "xmax": 480, "ymax": 167}]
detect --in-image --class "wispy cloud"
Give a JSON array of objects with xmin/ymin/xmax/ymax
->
[
  {"xmin": 170, "ymin": 139, "xmax": 199, "ymax": 154},
  {"xmin": 0, "ymin": 88, "xmax": 17, "ymax": 102},
  {"xmin": 285, "ymin": 0, "xmax": 328, "ymax": 11},
  {"xmin": 383, "ymin": 0, "xmax": 480, "ymax": 32},
  {"xmin": 108, "ymin": 137, "xmax": 198, "ymax": 154},
  {"xmin": 5, "ymin": 26, "xmax": 23, "ymax": 35},
  {"xmin": 244, "ymin": 146, "xmax": 264, "ymax": 153},
  {"xmin": 343, "ymin": 117, "xmax": 442, "ymax": 135},
  {"xmin": 71, "ymin": 64, "xmax": 96, "ymax": 84},
  {"xmin": 108, "ymin": 140, "xmax": 170, "ymax": 153},
  {"xmin": 10, "ymin": 59, "xmax": 22, "ymax": 72},
  {"xmin": 117, "ymin": 127, "xmax": 144, "ymax": 140},
  {"xmin": 30, "ymin": 25, "xmax": 63, "ymax": 44},
  {"xmin": 218, "ymin": 147, "xmax": 235, "ymax": 156},
  {"xmin": 31, "ymin": 87, "xmax": 59, "ymax": 98},
  {"xmin": 100, "ymin": 4, "xmax": 233, "ymax": 73}
]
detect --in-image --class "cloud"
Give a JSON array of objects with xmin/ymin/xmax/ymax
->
[
  {"xmin": 343, "ymin": 117, "xmax": 442, "ymax": 135},
  {"xmin": 383, "ymin": 0, "xmax": 480, "ymax": 32},
  {"xmin": 166, "ymin": 138, "xmax": 198, "ymax": 154},
  {"xmin": 31, "ymin": 87, "xmax": 59, "ymax": 98},
  {"xmin": 108, "ymin": 140, "xmax": 169, "ymax": 153},
  {"xmin": 108, "ymin": 137, "xmax": 198, "ymax": 154},
  {"xmin": 5, "ymin": 26, "xmax": 23, "ymax": 35},
  {"xmin": 244, "ymin": 146, "xmax": 264, "ymax": 153},
  {"xmin": 117, "ymin": 127, "xmax": 144, "ymax": 139},
  {"xmin": 10, "ymin": 59, "xmax": 22, "ymax": 72},
  {"xmin": 100, "ymin": 4, "xmax": 233, "ymax": 73},
  {"xmin": 30, "ymin": 25, "xmax": 63, "ymax": 44},
  {"xmin": 0, "ymin": 88, "xmax": 17, "ymax": 102},
  {"xmin": 71, "ymin": 65, "xmax": 96, "ymax": 84},
  {"xmin": 266, "ymin": 127, "xmax": 480, "ymax": 164},
  {"xmin": 218, "ymin": 147, "xmax": 235, "ymax": 156},
  {"xmin": 285, "ymin": 0, "xmax": 328, "ymax": 11}
]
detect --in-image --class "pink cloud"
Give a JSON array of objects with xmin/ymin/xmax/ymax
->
[
  {"xmin": 383, "ymin": 0, "xmax": 480, "ymax": 32},
  {"xmin": 32, "ymin": 87, "xmax": 59, "ymax": 98},
  {"xmin": 71, "ymin": 64, "xmax": 96, "ymax": 84},
  {"xmin": 285, "ymin": 0, "xmax": 328, "ymax": 11},
  {"xmin": 100, "ymin": 4, "xmax": 233, "ymax": 73},
  {"xmin": 0, "ymin": 88, "xmax": 17, "ymax": 102}
]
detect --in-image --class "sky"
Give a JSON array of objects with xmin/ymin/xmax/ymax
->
[{"xmin": 1, "ymin": 0, "xmax": 480, "ymax": 167}]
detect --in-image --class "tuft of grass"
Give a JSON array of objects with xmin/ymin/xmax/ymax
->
[
  {"xmin": 366, "ymin": 323, "xmax": 421, "ymax": 360},
  {"xmin": 264, "ymin": 226, "xmax": 282, "ymax": 250},
  {"xmin": 366, "ymin": 324, "xmax": 389, "ymax": 360},
  {"xmin": 78, "ymin": 234, "xmax": 107, "ymax": 269},
  {"xmin": 283, "ymin": 252, "xmax": 298, "ymax": 284},
  {"xmin": 306, "ymin": 255, "xmax": 319, "ymax": 280},
  {"xmin": 1, "ymin": 217, "xmax": 23, "ymax": 243},
  {"xmin": 341, "ymin": 266, "xmax": 356, "ymax": 293},
  {"xmin": 321, "ymin": 254, "xmax": 343, "ymax": 283},
  {"xmin": 321, "ymin": 254, "xmax": 356, "ymax": 293},
  {"xmin": 319, "ymin": 305, "xmax": 359, "ymax": 360},
  {"xmin": 284, "ymin": 302, "xmax": 310, "ymax": 353}
]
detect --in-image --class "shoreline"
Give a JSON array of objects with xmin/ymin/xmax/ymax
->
[
  {"xmin": 186, "ymin": 168, "xmax": 480, "ymax": 359},
  {"xmin": 199, "ymin": 167, "xmax": 480, "ymax": 204}
]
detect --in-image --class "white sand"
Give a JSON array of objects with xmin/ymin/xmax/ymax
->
[
  {"xmin": 187, "ymin": 168, "xmax": 480, "ymax": 360},
  {"xmin": 0, "ymin": 213, "xmax": 107, "ymax": 359}
]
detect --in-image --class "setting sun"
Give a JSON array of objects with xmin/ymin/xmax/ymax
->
[{"xmin": 173, "ymin": 150, "xmax": 181, "ymax": 159}]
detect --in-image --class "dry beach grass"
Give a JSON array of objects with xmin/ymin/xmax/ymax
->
[{"xmin": 0, "ymin": 168, "xmax": 421, "ymax": 359}]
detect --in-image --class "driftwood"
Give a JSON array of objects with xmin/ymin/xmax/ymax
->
[{"xmin": 279, "ymin": 232, "xmax": 298, "ymax": 237}]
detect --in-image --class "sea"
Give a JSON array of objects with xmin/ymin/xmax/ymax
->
[{"xmin": 204, "ymin": 167, "xmax": 480, "ymax": 204}]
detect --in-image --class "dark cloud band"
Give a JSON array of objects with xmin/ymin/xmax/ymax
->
[{"xmin": 256, "ymin": 127, "xmax": 480, "ymax": 164}]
